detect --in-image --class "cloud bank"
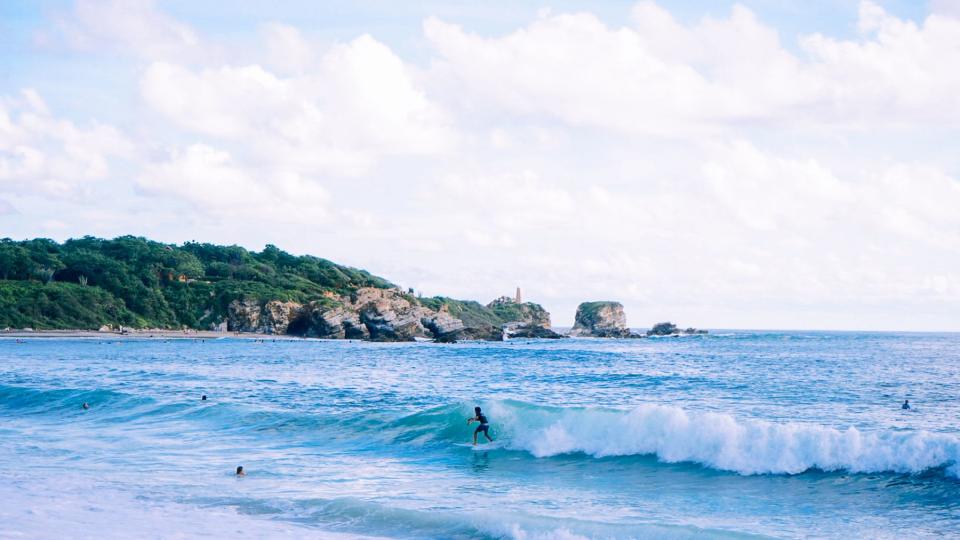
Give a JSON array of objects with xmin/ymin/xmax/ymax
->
[{"xmin": 3, "ymin": 0, "xmax": 959, "ymax": 330}]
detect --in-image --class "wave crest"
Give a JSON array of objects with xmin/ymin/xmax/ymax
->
[{"xmin": 485, "ymin": 401, "xmax": 960, "ymax": 477}]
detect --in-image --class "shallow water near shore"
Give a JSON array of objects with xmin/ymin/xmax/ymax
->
[{"xmin": 2, "ymin": 332, "xmax": 960, "ymax": 539}]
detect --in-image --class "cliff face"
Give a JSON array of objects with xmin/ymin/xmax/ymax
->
[
  {"xmin": 569, "ymin": 301, "xmax": 634, "ymax": 338},
  {"xmin": 223, "ymin": 288, "xmax": 562, "ymax": 342},
  {"xmin": 353, "ymin": 288, "xmax": 429, "ymax": 341}
]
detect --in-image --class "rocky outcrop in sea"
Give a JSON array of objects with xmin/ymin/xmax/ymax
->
[
  {"xmin": 569, "ymin": 301, "xmax": 637, "ymax": 338},
  {"xmin": 646, "ymin": 321, "xmax": 708, "ymax": 336}
]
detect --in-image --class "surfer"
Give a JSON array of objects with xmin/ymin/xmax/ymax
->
[
  {"xmin": 902, "ymin": 399, "xmax": 910, "ymax": 410},
  {"xmin": 236, "ymin": 466, "xmax": 245, "ymax": 476},
  {"xmin": 467, "ymin": 406, "xmax": 493, "ymax": 445},
  {"xmin": 82, "ymin": 402, "xmax": 90, "ymax": 410}
]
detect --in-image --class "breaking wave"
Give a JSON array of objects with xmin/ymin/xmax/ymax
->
[
  {"xmin": 394, "ymin": 400, "xmax": 960, "ymax": 478},
  {"xmin": 5, "ymin": 382, "xmax": 958, "ymax": 478}
]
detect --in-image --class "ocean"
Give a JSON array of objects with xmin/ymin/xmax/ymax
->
[{"xmin": 2, "ymin": 332, "xmax": 959, "ymax": 539}]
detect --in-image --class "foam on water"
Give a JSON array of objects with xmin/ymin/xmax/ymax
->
[{"xmin": 490, "ymin": 401, "xmax": 960, "ymax": 476}]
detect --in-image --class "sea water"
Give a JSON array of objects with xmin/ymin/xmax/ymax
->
[{"xmin": 1, "ymin": 332, "xmax": 959, "ymax": 539}]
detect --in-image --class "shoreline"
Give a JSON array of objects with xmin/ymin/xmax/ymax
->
[{"xmin": 0, "ymin": 329, "xmax": 295, "ymax": 340}]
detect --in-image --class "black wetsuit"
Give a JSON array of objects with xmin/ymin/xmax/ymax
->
[{"xmin": 474, "ymin": 413, "xmax": 490, "ymax": 436}]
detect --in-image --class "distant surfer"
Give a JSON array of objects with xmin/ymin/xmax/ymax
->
[
  {"xmin": 467, "ymin": 406, "xmax": 493, "ymax": 445},
  {"xmin": 902, "ymin": 399, "xmax": 910, "ymax": 410},
  {"xmin": 82, "ymin": 402, "xmax": 89, "ymax": 410},
  {"xmin": 236, "ymin": 466, "xmax": 245, "ymax": 476},
  {"xmin": 201, "ymin": 395, "xmax": 207, "ymax": 401}
]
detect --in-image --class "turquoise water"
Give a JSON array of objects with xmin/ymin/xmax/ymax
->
[{"xmin": 2, "ymin": 332, "xmax": 960, "ymax": 539}]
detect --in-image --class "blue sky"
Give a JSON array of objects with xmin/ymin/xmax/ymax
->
[{"xmin": 1, "ymin": 1, "xmax": 959, "ymax": 330}]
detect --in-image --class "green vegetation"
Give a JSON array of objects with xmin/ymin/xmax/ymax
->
[
  {"xmin": 488, "ymin": 301, "xmax": 548, "ymax": 325},
  {"xmin": 417, "ymin": 297, "xmax": 503, "ymax": 328},
  {"xmin": 0, "ymin": 235, "xmax": 551, "ymax": 333},
  {"xmin": 575, "ymin": 301, "xmax": 621, "ymax": 319},
  {"xmin": 0, "ymin": 236, "xmax": 393, "ymax": 330},
  {"xmin": 0, "ymin": 281, "xmax": 137, "ymax": 329}
]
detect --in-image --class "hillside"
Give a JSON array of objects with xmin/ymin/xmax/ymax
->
[{"xmin": 0, "ymin": 236, "xmax": 554, "ymax": 340}]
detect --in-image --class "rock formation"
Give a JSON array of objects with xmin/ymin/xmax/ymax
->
[
  {"xmin": 487, "ymin": 296, "xmax": 562, "ymax": 339},
  {"xmin": 646, "ymin": 322, "xmax": 708, "ymax": 336},
  {"xmin": 227, "ymin": 299, "xmax": 262, "ymax": 332},
  {"xmin": 262, "ymin": 300, "xmax": 301, "ymax": 335},
  {"xmin": 222, "ymin": 287, "xmax": 563, "ymax": 342},
  {"xmin": 503, "ymin": 321, "xmax": 563, "ymax": 339},
  {"xmin": 296, "ymin": 303, "xmax": 368, "ymax": 339},
  {"xmin": 433, "ymin": 324, "xmax": 504, "ymax": 343},
  {"xmin": 569, "ymin": 301, "xmax": 636, "ymax": 338},
  {"xmin": 353, "ymin": 288, "xmax": 429, "ymax": 341}
]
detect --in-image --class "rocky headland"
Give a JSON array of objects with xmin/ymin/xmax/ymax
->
[
  {"xmin": 224, "ymin": 288, "xmax": 563, "ymax": 342},
  {"xmin": 0, "ymin": 236, "xmax": 705, "ymax": 343}
]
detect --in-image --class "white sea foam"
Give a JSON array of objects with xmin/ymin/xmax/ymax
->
[
  {"xmin": 0, "ymin": 475, "xmax": 388, "ymax": 540},
  {"xmin": 491, "ymin": 402, "xmax": 960, "ymax": 477}
]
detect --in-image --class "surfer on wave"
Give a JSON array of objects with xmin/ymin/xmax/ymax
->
[{"xmin": 467, "ymin": 406, "xmax": 493, "ymax": 446}]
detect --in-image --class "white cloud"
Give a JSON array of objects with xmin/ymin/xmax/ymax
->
[
  {"xmin": 260, "ymin": 23, "xmax": 315, "ymax": 75},
  {"xmin": 0, "ymin": 89, "xmax": 132, "ymax": 197},
  {"xmin": 48, "ymin": 0, "xmax": 200, "ymax": 59},
  {"xmin": 136, "ymin": 144, "xmax": 329, "ymax": 223},
  {"xmin": 424, "ymin": 1, "xmax": 960, "ymax": 133},
  {"xmin": 931, "ymin": 0, "xmax": 960, "ymax": 18},
  {"xmin": 140, "ymin": 34, "xmax": 454, "ymax": 176}
]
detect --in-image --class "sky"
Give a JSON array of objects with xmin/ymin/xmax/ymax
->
[{"xmin": 1, "ymin": 0, "xmax": 959, "ymax": 331}]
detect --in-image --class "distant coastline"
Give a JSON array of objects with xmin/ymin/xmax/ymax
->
[{"xmin": 0, "ymin": 236, "xmax": 702, "ymax": 342}]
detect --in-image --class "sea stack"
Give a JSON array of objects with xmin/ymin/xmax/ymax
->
[
  {"xmin": 569, "ymin": 301, "xmax": 634, "ymax": 338},
  {"xmin": 646, "ymin": 322, "xmax": 708, "ymax": 336}
]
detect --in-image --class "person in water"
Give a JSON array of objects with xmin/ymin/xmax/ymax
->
[
  {"xmin": 201, "ymin": 395, "xmax": 207, "ymax": 401},
  {"xmin": 467, "ymin": 406, "xmax": 493, "ymax": 445},
  {"xmin": 82, "ymin": 402, "xmax": 90, "ymax": 410},
  {"xmin": 902, "ymin": 399, "xmax": 910, "ymax": 410},
  {"xmin": 236, "ymin": 466, "xmax": 245, "ymax": 476}
]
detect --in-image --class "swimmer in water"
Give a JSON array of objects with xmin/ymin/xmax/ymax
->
[
  {"xmin": 902, "ymin": 399, "xmax": 910, "ymax": 410},
  {"xmin": 82, "ymin": 402, "xmax": 90, "ymax": 410},
  {"xmin": 467, "ymin": 406, "xmax": 493, "ymax": 445},
  {"xmin": 201, "ymin": 395, "xmax": 207, "ymax": 401},
  {"xmin": 236, "ymin": 466, "xmax": 245, "ymax": 476}
]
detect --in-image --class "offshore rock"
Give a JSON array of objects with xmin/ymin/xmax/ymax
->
[
  {"xmin": 569, "ymin": 301, "xmax": 635, "ymax": 338},
  {"xmin": 503, "ymin": 321, "xmax": 563, "ymax": 339},
  {"xmin": 435, "ymin": 324, "xmax": 504, "ymax": 343},
  {"xmin": 647, "ymin": 321, "xmax": 708, "ymax": 336}
]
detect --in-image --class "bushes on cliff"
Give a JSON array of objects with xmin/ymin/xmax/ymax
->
[
  {"xmin": 0, "ymin": 281, "xmax": 137, "ymax": 329},
  {"xmin": 0, "ymin": 236, "xmax": 393, "ymax": 329}
]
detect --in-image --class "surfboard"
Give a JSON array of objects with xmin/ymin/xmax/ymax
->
[{"xmin": 455, "ymin": 441, "xmax": 504, "ymax": 450}]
